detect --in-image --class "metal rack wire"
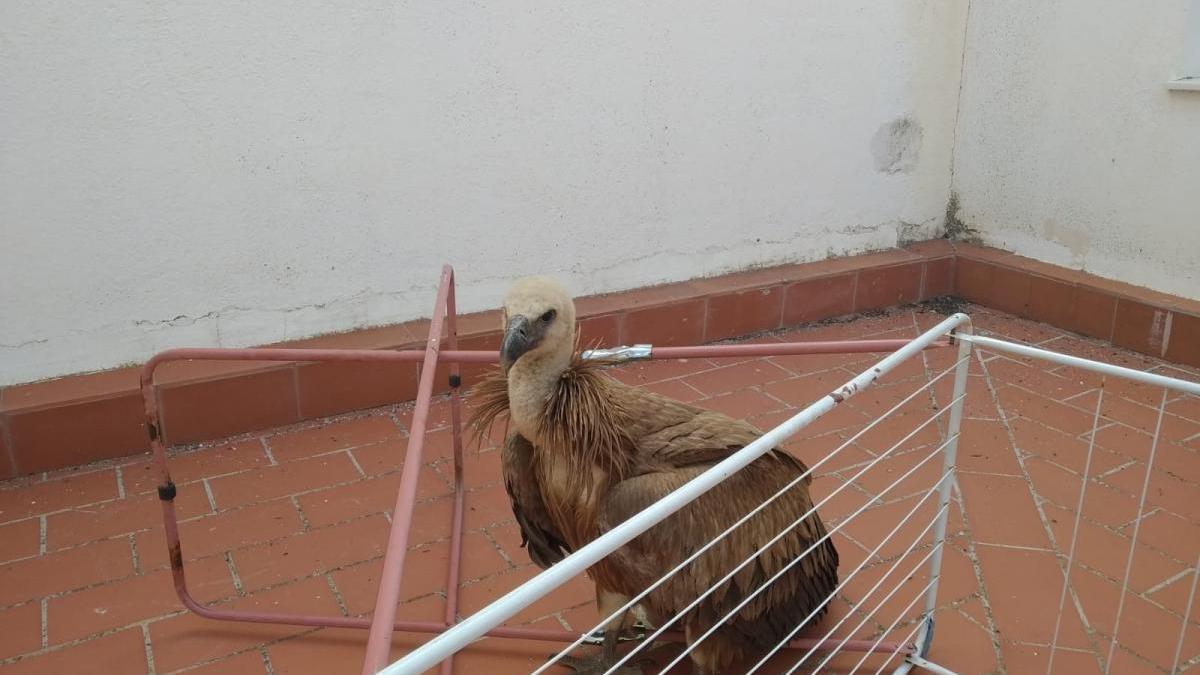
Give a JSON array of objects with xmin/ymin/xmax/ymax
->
[
  {"xmin": 381, "ymin": 304, "xmax": 974, "ymax": 674},
  {"xmin": 539, "ymin": 368, "xmax": 968, "ymax": 675}
]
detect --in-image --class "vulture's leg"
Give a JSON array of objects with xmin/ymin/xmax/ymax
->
[
  {"xmin": 555, "ymin": 590, "xmax": 650, "ymax": 674},
  {"xmin": 555, "ymin": 629, "xmax": 628, "ymax": 674}
]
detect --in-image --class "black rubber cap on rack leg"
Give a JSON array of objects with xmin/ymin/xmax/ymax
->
[{"xmin": 157, "ymin": 481, "xmax": 177, "ymax": 502}]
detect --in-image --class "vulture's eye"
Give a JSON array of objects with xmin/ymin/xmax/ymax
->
[{"xmin": 541, "ymin": 309, "xmax": 557, "ymax": 323}]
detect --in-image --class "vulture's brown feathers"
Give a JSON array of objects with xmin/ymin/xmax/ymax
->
[{"xmin": 469, "ymin": 276, "xmax": 839, "ymax": 674}]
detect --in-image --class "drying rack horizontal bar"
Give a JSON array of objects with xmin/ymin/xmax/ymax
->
[
  {"xmin": 960, "ymin": 334, "xmax": 1200, "ymax": 395},
  {"xmin": 140, "ymin": 338, "xmax": 952, "ymax": 374}
]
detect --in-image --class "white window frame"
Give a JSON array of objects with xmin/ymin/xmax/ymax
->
[{"xmin": 1166, "ymin": 0, "xmax": 1200, "ymax": 90}]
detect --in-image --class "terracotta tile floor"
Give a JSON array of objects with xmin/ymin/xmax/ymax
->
[{"xmin": 1, "ymin": 303, "xmax": 1199, "ymax": 674}]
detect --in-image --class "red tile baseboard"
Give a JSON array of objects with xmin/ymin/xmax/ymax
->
[
  {"xmin": 1, "ymin": 239, "xmax": 1196, "ymax": 479},
  {"xmin": 952, "ymin": 243, "xmax": 1200, "ymax": 365}
]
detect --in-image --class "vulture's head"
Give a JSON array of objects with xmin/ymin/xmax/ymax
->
[{"xmin": 499, "ymin": 275, "xmax": 577, "ymax": 373}]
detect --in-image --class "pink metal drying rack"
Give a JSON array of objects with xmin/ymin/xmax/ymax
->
[{"xmin": 140, "ymin": 264, "xmax": 952, "ymax": 674}]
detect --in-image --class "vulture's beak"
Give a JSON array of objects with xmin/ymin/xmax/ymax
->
[{"xmin": 500, "ymin": 314, "xmax": 533, "ymax": 371}]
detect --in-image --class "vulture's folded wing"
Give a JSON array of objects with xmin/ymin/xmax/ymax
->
[
  {"xmin": 596, "ymin": 452, "xmax": 838, "ymax": 653},
  {"xmin": 501, "ymin": 431, "xmax": 571, "ymax": 569},
  {"xmin": 624, "ymin": 387, "xmax": 814, "ymax": 483},
  {"xmin": 589, "ymin": 384, "xmax": 837, "ymax": 652}
]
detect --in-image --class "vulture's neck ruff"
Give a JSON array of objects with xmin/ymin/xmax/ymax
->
[{"xmin": 471, "ymin": 354, "xmax": 637, "ymax": 484}]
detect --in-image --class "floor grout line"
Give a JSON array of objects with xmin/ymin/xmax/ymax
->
[
  {"xmin": 479, "ymin": 526, "xmax": 516, "ymax": 568},
  {"xmin": 345, "ymin": 448, "xmax": 367, "ymax": 478},
  {"xmin": 225, "ymin": 552, "xmax": 246, "ymax": 597},
  {"xmin": 130, "ymin": 534, "xmax": 143, "ymax": 575},
  {"xmin": 202, "ymin": 479, "xmax": 218, "ymax": 513},
  {"xmin": 291, "ymin": 495, "xmax": 313, "ymax": 532},
  {"xmin": 260, "ymin": 437, "xmax": 278, "ymax": 466},
  {"xmin": 40, "ymin": 597, "xmax": 48, "ymax": 648},
  {"xmin": 142, "ymin": 623, "xmax": 157, "ymax": 675},
  {"xmin": 325, "ymin": 572, "xmax": 349, "ymax": 617}
]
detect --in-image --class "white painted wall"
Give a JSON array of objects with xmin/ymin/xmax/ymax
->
[
  {"xmin": 952, "ymin": 0, "xmax": 1200, "ymax": 299},
  {"xmin": 0, "ymin": 1, "xmax": 968, "ymax": 386}
]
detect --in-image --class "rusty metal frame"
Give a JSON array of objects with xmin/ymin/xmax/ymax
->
[{"xmin": 140, "ymin": 264, "xmax": 953, "ymax": 674}]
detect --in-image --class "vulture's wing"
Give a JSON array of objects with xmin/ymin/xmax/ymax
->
[
  {"xmin": 597, "ymin": 440, "xmax": 838, "ymax": 655},
  {"xmin": 624, "ymin": 387, "xmax": 814, "ymax": 481},
  {"xmin": 501, "ymin": 431, "xmax": 571, "ymax": 569},
  {"xmin": 588, "ymin": 383, "xmax": 837, "ymax": 655}
]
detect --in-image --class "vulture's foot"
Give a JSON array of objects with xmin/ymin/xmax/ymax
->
[
  {"xmin": 554, "ymin": 626, "xmax": 653, "ymax": 675},
  {"xmin": 581, "ymin": 621, "xmax": 651, "ymax": 646},
  {"xmin": 554, "ymin": 651, "xmax": 650, "ymax": 675}
]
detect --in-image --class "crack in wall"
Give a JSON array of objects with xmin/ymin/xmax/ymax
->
[
  {"xmin": 3, "ymin": 219, "xmax": 941, "ymax": 383},
  {"xmin": 0, "ymin": 337, "xmax": 50, "ymax": 350},
  {"xmin": 581, "ymin": 220, "xmax": 921, "ymax": 283}
]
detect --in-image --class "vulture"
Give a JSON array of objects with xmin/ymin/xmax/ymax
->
[{"xmin": 468, "ymin": 276, "xmax": 839, "ymax": 674}]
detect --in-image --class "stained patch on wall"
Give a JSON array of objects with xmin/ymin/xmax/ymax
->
[
  {"xmin": 1043, "ymin": 218, "xmax": 1090, "ymax": 266},
  {"xmin": 871, "ymin": 116, "xmax": 923, "ymax": 174}
]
